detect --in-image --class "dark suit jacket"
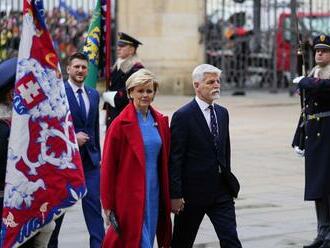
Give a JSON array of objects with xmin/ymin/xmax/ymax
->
[
  {"xmin": 170, "ymin": 99, "xmax": 231, "ymax": 204},
  {"xmin": 65, "ymin": 82, "xmax": 101, "ymax": 169}
]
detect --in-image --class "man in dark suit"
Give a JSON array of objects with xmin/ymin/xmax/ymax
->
[
  {"xmin": 170, "ymin": 64, "xmax": 242, "ymax": 248},
  {"xmin": 48, "ymin": 52, "xmax": 104, "ymax": 248},
  {"xmin": 103, "ymin": 32, "xmax": 144, "ymax": 128}
]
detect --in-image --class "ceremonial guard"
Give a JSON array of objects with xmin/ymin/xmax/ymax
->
[
  {"xmin": 103, "ymin": 32, "xmax": 144, "ymax": 128},
  {"xmin": 293, "ymin": 34, "xmax": 330, "ymax": 248}
]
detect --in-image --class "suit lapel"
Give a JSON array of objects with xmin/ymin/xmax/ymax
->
[
  {"xmin": 214, "ymin": 105, "xmax": 225, "ymax": 149},
  {"xmin": 191, "ymin": 100, "xmax": 214, "ymax": 147},
  {"xmin": 65, "ymin": 82, "xmax": 86, "ymax": 124},
  {"xmin": 85, "ymin": 86, "xmax": 93, "ymax": 122}
]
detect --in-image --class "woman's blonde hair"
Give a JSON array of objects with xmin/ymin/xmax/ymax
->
[{"xmin": 125, "ymin": 69, "xmax": 159, "ymax": 97}]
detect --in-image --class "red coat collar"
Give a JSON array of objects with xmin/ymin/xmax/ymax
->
[
  {"xmin": 119, "ymin": 102, "xmax": 168, "ymax": 167},
  {"xmin": 120, "ymin": 102, "xmax": 165, "ymax": 124}
]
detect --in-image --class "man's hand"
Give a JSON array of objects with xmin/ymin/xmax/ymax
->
[
  {"xmin": 294, "ymin": 146, "xmax": 305, "ymax": 157},
  {"xmin": 76, "ymin": 132, "xmax": 89, "ymax": 146},
  {"xmin": 171, "ymin": 198, "xmax": 185, "ymax": 215}
]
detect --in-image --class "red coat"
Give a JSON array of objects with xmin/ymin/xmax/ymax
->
[{"xmin": 101, "ymin": 102, "xmax": 172, "ymax": 247}]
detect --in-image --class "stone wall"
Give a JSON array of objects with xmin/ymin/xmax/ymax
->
[{"xmin": 117, "ymin": 0, "xmax": 205, "ymax": 95}]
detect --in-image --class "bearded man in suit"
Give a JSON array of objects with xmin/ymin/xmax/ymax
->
[{"xmin": 170, "ymin": 64, "xmax": 242, "ymax": 248}]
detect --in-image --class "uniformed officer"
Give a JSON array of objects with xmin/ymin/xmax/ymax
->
[
  {"xmin": 293, "ymin": 34, "xmax": 330, "ymax": 248},
  {"xmin": 103, "ymin": 32, "xmax": 144, "ymax": 128}
]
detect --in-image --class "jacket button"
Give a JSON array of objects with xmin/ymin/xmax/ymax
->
[
  {"xmin": 317, "ymin": 117, "xmax": 320, "ymax": 121},
  {"xmin": 317, "ymin": 133, "xmax": 320, "ymax": 137},
  {"xmin": 306, "ymin": 104, "xmax": 309, "ymax": 108},
  {"xmin": 314, "ymin": 102, "xmax": 318, "ymax": 106},
  {"xmin": 305, "ymin": 136, "xmax": 308, "ymax": 139}
]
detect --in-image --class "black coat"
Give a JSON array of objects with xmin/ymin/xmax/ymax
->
[
  {"xmin": 0, "ymin": 119, "xmax": 10, "ymax": 216},
  {"xmin": 292, "ymin": 77, "xmax": 330, "ymax": 200},
  {"xmin": 169, "ymin": 99, "xmax": 232, "ymax": 204},
  {"xmin": 104, "ymin": 62, "xmax": 143, "ymax": 127}
]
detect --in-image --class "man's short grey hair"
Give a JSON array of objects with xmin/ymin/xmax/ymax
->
[{"xmin": 192, "ymin": 64, "xmax": 222, "ymax": 83}]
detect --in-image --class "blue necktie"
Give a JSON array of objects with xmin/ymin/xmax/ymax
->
[{"xmin": 77, "ymin": 88, "xmax": 87, "ymax": 119}]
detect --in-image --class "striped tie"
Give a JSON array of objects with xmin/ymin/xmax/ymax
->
[{"xmin": 208, "ymin": 105, "xmax": 219, "ymax": 138}]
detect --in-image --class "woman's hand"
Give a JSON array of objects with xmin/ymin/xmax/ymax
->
[
  {"xmin": 171, "ymin": 198, "xmax": 185, "ymax": 215},
  {"xmin": 104, "ymin": 209, "xmax": 111, "ymax": 226}
]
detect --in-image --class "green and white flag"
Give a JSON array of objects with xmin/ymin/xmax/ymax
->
[{"xmin": 83, "ymin": 0, "xmax": 102, "ymax": 88}]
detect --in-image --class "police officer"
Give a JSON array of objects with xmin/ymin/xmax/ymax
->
[
  {"xmin": 103, "ymin": 32, "xmax": 144, "ymax": 128},
  {"xmin": 293, "ymin": 34, "xmax": 330, "ymax": 248}
]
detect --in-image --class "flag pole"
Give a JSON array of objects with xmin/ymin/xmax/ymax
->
[{"xmin": 105, "ymin": 0, "xmax": 112, "ymax": 89}]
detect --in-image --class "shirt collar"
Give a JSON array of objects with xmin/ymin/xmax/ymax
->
[
  {"xmin": 195, "ymin": 96, "xmax": 213, "ymax": 112},
  {"xmin": 68, "ymin": 80, "xmax": 85, "ymax": 94}
]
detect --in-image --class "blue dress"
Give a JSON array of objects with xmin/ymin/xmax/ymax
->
[{"xmin": 137, "ymin": 110, "xmax": 162, "ymax": 248}]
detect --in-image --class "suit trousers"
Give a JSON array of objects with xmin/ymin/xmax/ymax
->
[
  {"xmin": 315, "ymin": 196, "xmax": 330, "ymax": 240},
  {"xmin": 19, "ymin": 221, "xmax": 55, "ymax": 248},
  {"xmin": 171, "ymin": 193, "xmax": 242, "ymax": 248},
  {"xmin": 48, "ymin": 168, "xmax": 105, "ymax": 248}
]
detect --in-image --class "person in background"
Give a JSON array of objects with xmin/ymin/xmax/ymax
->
[
  {"xmin": 48, "ymin": 52, "xmax": 104, "ymax": 248},
  {"xmin": 169, "ymin": 64, "xmax": 242, "ymax": 248},
  {"xmin": 0, "ymin": 58, "xmax": 17, "ymax": 223},
  {"xmin": 293, "ymin": 34, "xmax": 330, "ymax": 248},
  {"xmin": 101, "ymin": 69, "xmax": 172, "ymax": 247},
  {"xmin": 103, "ymin": 32, "xmax": 144, "ymax": 128}
]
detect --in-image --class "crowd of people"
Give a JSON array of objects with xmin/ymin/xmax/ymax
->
[{"xmin": 0, "ymin": 7, "xmax": 91, "ymax": 62}]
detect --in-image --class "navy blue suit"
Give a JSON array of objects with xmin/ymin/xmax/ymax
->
[
  {"xmin": 170, "ymin": 99, "xmax": 241, "ymax": 248},
  {"xmin": 48, "ymin": 82, "xmax": 104, "ymax": 248}
]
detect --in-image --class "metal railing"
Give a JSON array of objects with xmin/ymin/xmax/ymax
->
[
  {"xmin": 0, "ymin": 0, "xmax": 97, "ymax": 13},
  {"xmin": 202, "ymin": 0, "xmax": 330, "ymax": 91}
]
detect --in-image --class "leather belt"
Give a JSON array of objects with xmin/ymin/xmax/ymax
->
[{"xmin": 307, "ymin": 111, "xmax": 330, "ymax": 121}]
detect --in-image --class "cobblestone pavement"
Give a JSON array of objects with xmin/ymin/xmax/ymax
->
[{"xmin": 58, "ymin": 91, "xmax": 316, "ymax": 248}]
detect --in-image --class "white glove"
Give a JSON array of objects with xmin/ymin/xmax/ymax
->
[
  {"xmin": 293, "ymin": 76, "xmax": 305, "ymax": 84},
  {"xmin": 294, "ymin": 146, "xmax": 305, "ymax": 157},
  {"xmin": 103, "ymin": 91, "xmax": 117, "ymax": 107}
]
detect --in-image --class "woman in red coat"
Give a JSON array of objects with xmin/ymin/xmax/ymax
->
[{"xmin": 101, "ymin": 69, "xmax": 172, "ymax": 247}]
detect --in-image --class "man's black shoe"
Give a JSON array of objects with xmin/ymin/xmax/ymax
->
[
  {"xmin": 303, "ymin": 238, "xmax": 324, "ymax": 248},
  {"xmin": 320, "ymin": 240, "xmax": 330, "ymax": 248}
]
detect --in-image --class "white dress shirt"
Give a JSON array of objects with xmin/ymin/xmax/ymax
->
[
  {"xmin": 68, "ymin": 80, "xmax": 90, "ymax": 116},
  {"xmin": 195, "ymin": 96, "xmax": 218, "ymax": 132}
]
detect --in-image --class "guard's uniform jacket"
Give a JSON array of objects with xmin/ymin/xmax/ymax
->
[
  {"xmin": 104, "ymin": 55, "xmax": 143, "ymax": 128},
  {"xmin": 292, "ymin": 63, "xmax": 330, "ymax": 200}
]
